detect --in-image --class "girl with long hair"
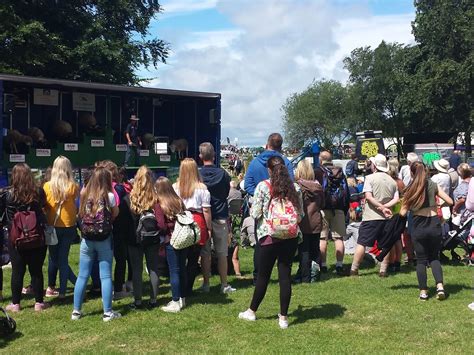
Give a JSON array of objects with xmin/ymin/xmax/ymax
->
[
  {"xmin": 155, "ymin": 177, "xmax": 188, "ymax": 312},
  {"xmin": 1, "ymin": 163, "xmax": 49, "ymax": 312},
  {"xmin": 173, "ymin": 158, "xmax": 212, "ymax": 294},
  {"xmin": 400, "ymin": 162, "xmax": 453, "ymax": 300},
  {"xmin": 295, "ymin": 159, "xmax": 324, "ymax": 283},
  {"xmin": 72, "ymin": 167, "xmax": 121, "ymax": 321},
  {"xmin": 128, "ymin": 166, "xmax": 164, "ymax": 309},
  {"xmin": 44, "ymin": 156, "xmax": 79, "ymax": 298},
  {"xmin": 239, "ymin": 156, "xmax": 303, "ymax": 329}
]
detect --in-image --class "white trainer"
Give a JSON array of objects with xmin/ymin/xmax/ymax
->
[
  {"xmin": 179, "ymin": 297, "xmax": 186, "ymax": 309},
  {"xmin": 71, "ymin": 310, "xmax": 82, "ymax": 321},
  {"xmin": 278, "ymin": 314, "xmax": 289, "ymax": 329},
  {"xmin": 221, "ymin": 285, "xmax": 236, "ymax": 294},
  {"xmin": 238, "ymin": 309, "xmax": 256, "ymax": 321},
  {"xmin": 162, "ymin": 300, "xmax": 181, "ymax": 313}
]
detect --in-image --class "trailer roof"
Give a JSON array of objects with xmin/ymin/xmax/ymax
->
[{"xmin": 0, "ymin": 73, "xmax": 221, "ymax": 99}]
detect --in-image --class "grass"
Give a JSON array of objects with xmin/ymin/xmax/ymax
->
[{"xmin": 0, "ymin": 242, "xmax": 472, "ymax": 354}]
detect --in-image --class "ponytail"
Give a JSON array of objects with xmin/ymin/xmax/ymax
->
[{"xmin": 402, "ymin": 162, "xmax": 427, "ymax": 211}]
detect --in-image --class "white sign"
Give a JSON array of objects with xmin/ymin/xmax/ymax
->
[
  {"xmin": 73, "ymin": 92, "xmax": 96, "ymax": 112},
  {"xmin": 116, "ymin": 144, "xmax": 127, "ymax": 152},
  {"xmin": 64, "ymin": 143, "xmax": 79, "ymax": 151},
  {"xmin": 36, "ymin": 149, "xmax": 51, "ymax": 157},
  {"xmin": 91, "ymin": 139, "xmax": 104, "ymax": 147},
  {"xmin": 9, "ymin": 154, "xmax": 25, "ymax": 163},
  {"xmin": 139, "ymin": 150, "xmax": 150, "ymax": 157},
  {"xmin": 159, "ymin": 155, "xmax": 171, "ymax": 162},
  {"xmin": 154, "ymin": 142, "xmax": 168, "ymax": 155},
  {"xmin": 34, "ymin": 88, "xmax": 59, "ymax": 106}
]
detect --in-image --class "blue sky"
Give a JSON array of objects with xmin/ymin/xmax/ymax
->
[{"xmin": 141, "ymin": 0, "xmax": 416, "ymax": 146}]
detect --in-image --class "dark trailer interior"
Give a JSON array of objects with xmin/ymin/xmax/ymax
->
[{"xmin": 0, "ymin": 74, "xmax": 221, "ymax": 181}]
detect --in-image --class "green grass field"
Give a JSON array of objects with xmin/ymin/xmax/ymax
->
[{"xmin": 0, "ymin": 242, "xmax": 472, "ymax": 354}]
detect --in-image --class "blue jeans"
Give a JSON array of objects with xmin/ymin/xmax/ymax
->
[
  {"xmin": 165, "ymin": 244, "xmax": 188, "ymax": 301},
  {"xmin": 48, "ymin": 227, "xmax": 77, "ymax": 294},
  {"xmin": 124, "ymin": 145, "xmax": 140, "ymax": 167},
  {"xmin": 73, "ymin": 236, "xmax": 113, "ymax": 313}
]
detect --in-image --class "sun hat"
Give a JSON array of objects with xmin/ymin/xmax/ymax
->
[
  {"xmin": 433, "ymin": 159, "xmax": 449, "ymax": 173},
  {"xmin": 369, "ymin": 154, "xmax": 389, "ymax": 173}
]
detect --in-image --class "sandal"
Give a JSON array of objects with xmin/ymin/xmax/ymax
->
[{"xmin": 436, "ymin": 288, "xmax": 446, "ymax": 300}]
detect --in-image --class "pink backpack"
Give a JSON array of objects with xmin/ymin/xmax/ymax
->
[{"xmin": 264, "ymin": 181, "xmax": 299, "ymax": 239}]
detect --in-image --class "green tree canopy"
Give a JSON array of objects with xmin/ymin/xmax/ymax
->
[
  {"xmin": 0, "ymin": 0, "xmax": 169, "ymax": 85},
  {"xmin": 282, "ymin": 80, "xmax": 351, "ymax": 149}
]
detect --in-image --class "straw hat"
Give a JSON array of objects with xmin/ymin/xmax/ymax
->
[
  {"xmin": 433, "ymin": 159, "xmax": 449, "ymax": 173},
  {"xmin": 369, "ymin": 154, "xmax": 389, "ymax": 173}
]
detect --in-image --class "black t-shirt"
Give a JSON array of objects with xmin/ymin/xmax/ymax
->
[{"xmin": 125, "ymin": 123, "xmax": 140, "ymax": 144}]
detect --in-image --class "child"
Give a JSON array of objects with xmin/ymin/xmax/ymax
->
[{"xmin": 345, "ymin": 202, "xmax": 362, "ymax": 255}]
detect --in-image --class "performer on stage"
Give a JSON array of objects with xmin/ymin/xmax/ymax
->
[{"xmin": 124, "ymin": 114, "xmax": 142, "ymax": 167}]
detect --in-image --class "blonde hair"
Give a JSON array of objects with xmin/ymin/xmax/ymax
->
[
  {"xmin": 388, "ymin": 158, "xmax": 400, "ymax": 180},
  {"xmin": 155, "ymin": 177, "xmax": 185, "ymax": 219},
  {"xmin": 50, "ymin": 156, "xmax": 76, "ymax": 202},
  {"xmin": 178, "ymin": 158, "xmax": 205, "ymax": 200},
  {"xmin": 130, "ymin": 166, "xmax": 157, "ymax": 214},
  {"xmin": 295, "ymin": 159, "xmax": 315, "ymax": 180},
  {"xmin": 346, "ymin": 177, "xmax": 357, "ymax": 188}
]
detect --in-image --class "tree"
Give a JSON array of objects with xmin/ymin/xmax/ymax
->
[
  {"xmin": 0, "ymin": 0, "xmax": 169, "ymax": 85},
  {"xmin": 344, "ymin": 41, "xmax": 412, "ymax": 156},
  {"xmin": 409, "ymin": 0, "xmax": 473, "ymax": 155},
  {"xmin": 282, "ymin": 80, "xmax": 351, "ymax": 149}
]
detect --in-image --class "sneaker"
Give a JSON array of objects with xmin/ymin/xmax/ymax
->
[
  {"xmin": 71, "ymin": 310, "xmax": 82, "ymax": 320},
  {"xmin": 103, "ymin": 311, "xmax": 122, "ymax": 322},
  {"xmin": 335, "ymin": 266, "xmax": 345, "ymax": 276},
  {"xmin": 278, "ymin": 314, "xmax": 289, "ymax": 329},
  {"xmin": 129, "ymin": 302, "xmax": 144, "ymax": 310},
  {"xmin": 468, "ymin": 302, "xmax": 474, "ymax": 311},
  {"xmin": 22, "ymin": 285, "xmax": 33, "ymax": 295},
  {"xmin": 114, "ymin": 290, "xmax": 131, "ymax": 300},
  {"xmin": 238, "ymin": 309, "xmax": 256, "ymax": 321},
  {"xmin": 436, "ymin": 288, "xmax": 446, "ymax": 301},
  {"xmin": 5, "ymin": 303, "xmax": 20, "ymax": 313},
  {"xmin": 221, "ymin": 285, "xmax": 236, "ymax": 294},
  {"xmin": 162, "ymin": 300, "xmax": 181, "ymax": 313},
  {"xmin": 350, "ymin": 269, "xmax": 359, "ymax": 277},
  {"xmin": 45, "ymin": 287, "xmax": 59, "ymax": 297},
  {"xmin": 179, "ymin": 297, "xmax": 186, "ymax": 309},
  {"xmin": 147, "ymin": 301, "xmax": 158, "ymax": 309},
  {"xmin": 34, "ymin": 302, "xmax": 51, "ymax": 311},
  {"xmin": 197, "ymin": 284, "xmax": 210, "ymax": 293},
  {"xmin": 419, "ymin": 292, "xmax": 429, "ymax": 301}
]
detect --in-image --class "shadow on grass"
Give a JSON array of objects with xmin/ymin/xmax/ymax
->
[
  {"xmin": 0, "ymin": 331, "xmax": 23, "ymax": 348},
  {"xmin": 289, "ymin": 303, "xmax": 346, "ymax": 325},
  {"xmin": 390, "ymin": 283, "xmax": 470, "ymax": 296}
]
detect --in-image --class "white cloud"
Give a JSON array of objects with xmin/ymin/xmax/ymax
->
[
  {"xmin": 159, "ymin": 0, "xmax": 218, "ymax": 15},
  {"xmin": 146, "ymin": 0, "xmax": 415, "ymax": 145}
]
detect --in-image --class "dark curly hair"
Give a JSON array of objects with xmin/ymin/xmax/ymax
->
[{"xmin": 267, "ymin": 156, "xmax": 300, "ymax": 211}]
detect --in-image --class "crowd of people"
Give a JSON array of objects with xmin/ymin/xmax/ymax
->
[{"xmin": 0, "ymin": 133, "xmax": 473, "ymax": 328}]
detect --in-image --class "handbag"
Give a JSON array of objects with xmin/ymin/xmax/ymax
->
[
  {"xmin": 44, "ymin": 202, "xmax": 62, "ymax": 246},
  {"xmin": 170, "ymin": 211, "xmax": 201, "ymax": 250}
]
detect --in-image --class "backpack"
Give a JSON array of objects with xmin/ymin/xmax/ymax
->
[
  {"xmin": 322, "ymin": 166, "xmax": 349, "ymax": 212},
  {"xmin": 9, "ymin": 208, "xmax": 45, "ymax": 251},
  {"xmin": 170, "ymin": 211, "xmax": 201, "ymax": 250},
  {"xmin": 264, "ymin": 181, "xmax": 299, "ymax": 239},
  {"xmin": 136, "ymin": 209, "xmax": 162, "ymax": 246},
  {"xmin": 80, "ymin": 198, "xmax": 112, "ymax": 241}
]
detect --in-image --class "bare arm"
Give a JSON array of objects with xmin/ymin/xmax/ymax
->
[
  {"xmin": 437, "ymin": 186, "xmax": 453, "ymax": 206},
  {"xmin": 125, "ymin": 132, "xmax": 132, "ymax": 145},
  {"xmin": 202, "ymin": 206, "xmax": 212, "ymax": 235},
  {"xmin": 382, "ymin": 191, "xmax": 400, "ymax": 209},
  {"xmin": 365, "ymin": 191, "xmax": 392, "ymax": 218},
  {"xmin": 110, "ymin": 205, "xmax": 119, "ymax": 220},
  {"xmin": 453, "ymin": 198, "xmax": 465, "ymax": 214}
]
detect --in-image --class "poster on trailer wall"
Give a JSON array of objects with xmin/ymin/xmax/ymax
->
[
  {"xmin": 33, "ymin": 88, "xmax": 59, "ymax": 106},
  {"xmin": 73, "ymin": 92, "xmax": 96, "ymax": 112}
]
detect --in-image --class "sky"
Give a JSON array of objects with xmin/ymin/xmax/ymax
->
[{"xmin": 140, "ymin": 0, "xmax": 416, "ymax": 146}]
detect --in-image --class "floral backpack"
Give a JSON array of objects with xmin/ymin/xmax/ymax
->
[
  {"xmin": 263, "ymin": 180, "xmax": 299, "ymax": 239},
  {"xmin": 80, "ymin": 198, "xmax": 112, "ymax": 241}
]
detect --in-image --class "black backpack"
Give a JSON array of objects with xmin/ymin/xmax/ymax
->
[
  {"xmin": 0, "ymin": 307, "xmax": 16, "ymax": 337},
  {"xmin": 136, "ymin": 210, "xmax": 162, "ymax": 247},
  {"xmin": 322, "ymin": 166, "xmax": 349, "ymax": 212}
]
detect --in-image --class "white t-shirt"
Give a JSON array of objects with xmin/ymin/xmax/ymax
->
[
  {"xmin": 431, "ymin": 173, "xmax": 451, "ymax": 196},
  {"xmin": 173, "ymin": 185, "xmax": 211, "ymax": 212}
]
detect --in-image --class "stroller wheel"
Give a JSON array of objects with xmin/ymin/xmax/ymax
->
[{"xmin": 451, "ymin": 251, "xmax": 461, "ymax": 262}]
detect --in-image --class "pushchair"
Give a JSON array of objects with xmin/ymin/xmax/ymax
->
[{"xmin": 442, "ymin": 211, "xmax": 474, "ymax": 265}]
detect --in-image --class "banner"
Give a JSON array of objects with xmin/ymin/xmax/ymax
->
[
  {"xmin": 34, "ymin": 88, "xmax": 59, "ymax": 106},
  {"xmin": 73, "ymin": 92, "xmax": 96, "ymax": 112}
]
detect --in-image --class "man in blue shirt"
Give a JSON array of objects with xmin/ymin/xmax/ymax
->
[{"xmin": 124, "ymin": 114, "xmax": 142, "ymax": 167}]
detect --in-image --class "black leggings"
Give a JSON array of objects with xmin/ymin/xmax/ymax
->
[
  {"xmin": 185, "ymin": 245, "xmax": 201, "ymax": 296},
  {"xmin": 250, "ymin": 238, "xmax": 298, "ymax": 316},
  {"xmin": 113, "ymin": 232, "xmax": 129, "ymax": 292},
  {"xmin": 9, "ymin": 245, "xmax": 47, "ymax": 304},
  {"xmin": 411, "ymin": 216, "xmax": 443, "ymax": 290},
  {"xmin": 298, "ymin": 233, "xmax": 321, "ymax": 282}
]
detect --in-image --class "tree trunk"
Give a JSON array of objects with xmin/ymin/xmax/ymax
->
[{"xmin": 465, "ymin": 128, "xmax": 472, "ymax": 158}]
